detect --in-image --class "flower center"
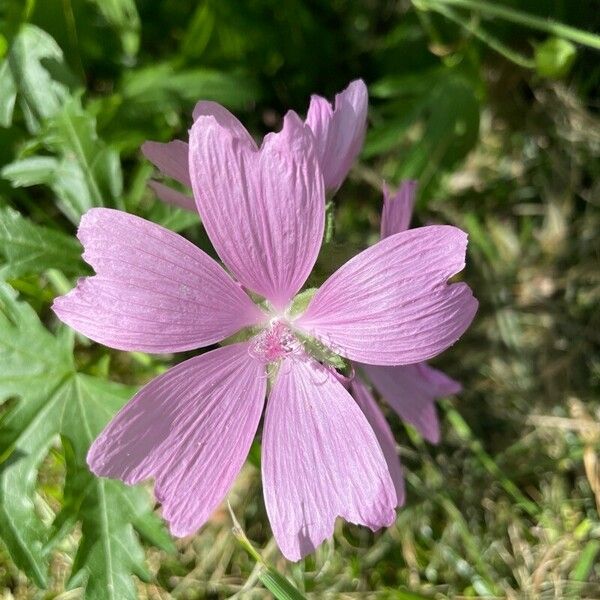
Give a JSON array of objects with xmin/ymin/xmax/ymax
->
[{"xmin": 249, "ymin": 319, "xmax": 300, "ymax": 363}]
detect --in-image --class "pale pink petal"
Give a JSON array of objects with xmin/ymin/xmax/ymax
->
[
  {"xmin": 141, "ymin": 140, "xmax": 191, "ymax": 187},
  {"xmin": 148, "ymin": 180, "xmax": 196, "ymax": 212},
  {"xmin": 262, "ymin": 354, "xmax": 396, "ymax": 561},
  {"xmin": 419, "ymin": 361, "xmax": 462, "ymax": 396},
  {"xmin": 192, "ymin": 101, "xmax": 258, "ymax": 148},
  {"xmin": 304, "ymin": 96, "xmax": 332, "ymax": 158},
  {"xmin": 350, "ymin": 377, "xmax": 405, "ymax": 506},
  {"xmin": 380, "ymin": 180, "xmax": 418, "ymax": 238},
  {"xmin": 361, "ymin": 363, "xmax": 459, "ymax": 444},
  {"xmin": 189, "ymin": 110, "xmax": 325, "ymax": 310},
  {"xmin": 296, "ymin": 225, "xmax": 478, "ymax": 365},
  {"xmin": 87, "ymin": 343, "xmax": 266, "ymax": 536},
  {"xmin": 53, "ymin": 208, "xmax": 264, "ymax": 353},
  {"xmin": 306, "ymin": 79, "xmax": 368, "ymax": 192},
  {"xmin": 148, "ymin": 103, "xmax": 254, "ymax": 213}
]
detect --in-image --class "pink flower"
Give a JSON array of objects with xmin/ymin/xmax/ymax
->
[
  {"xmin": 356, "ymin": 181, "xmax": 463, "ymax": 445},
  {"xmin": 142, "ymin": 80, "xmax": 368, "ymax": 208},
  {"xmin": 53, "ymin": 107, "xmax": 477, "ymax": 561}
]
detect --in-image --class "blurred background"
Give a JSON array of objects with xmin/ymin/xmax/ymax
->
[{"xmin": 0, "ymin": 0, "xmax": 599, "ymax": 598}]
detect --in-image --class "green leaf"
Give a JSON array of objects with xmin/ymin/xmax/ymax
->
[
  {"xmin": 43, "ymin": 96, "xmax": 123, "ymax": 208},
  {"xmin": 0, "ymin": 283, "xmax": 72, "ymax": 587},
  {"xmin": 0, "ymin": 58, "xmax": 17, "ymax": 127},
  {"xmin": 229, "ymin": 506, "xmax": 306, "ymax": 600},
  {"xmin": 1, "ymin": 155, "xmax": 59, "ymax": 186},
  {"xmin": 288, "ymin": 288, "xmax": 318, "ymax": 318},
  {"xmin": 0, "ymin": 207, "xmax": 83, "ymax": 279},
  {"xmin": 370, "ymin": 68, "xmax": 444, "ymax": 100},
  {"xmin": 144, "ymin": 200, "xmax": 199, "ymax": 233},
  {"xmin": 3, "ymin": 97, "xmax": 124, "ymax": 224},
  {"xmin": 6, "ymin": 24, "xmax": 75, "ymax": 129},
  {"xmin": 0, "ymin": 282, "xmax": 172, "ymax": 595},
  {"xmin": 258, "ymin": 566, "xmax": 307, "ymax": 600},
  {"xmin": 535, "ymin": 37, "xmax": 577, "ymax": 79},
  {"xmin": 2, "ymin": 27, "xmax": 122, "ymax": 223},
  {"xmin": 180, "ymin": 3, "xmax": 215, "ymax": 59},
  {"xmin": 2, "ymin": 153, "xmax": 92, "ymax": 225},
  {"xmin": 366, "ymin": 70, "xmax": 480, "ymax": 197},
  {"xmin": 86, "ymin": 0, "xmax": 141, "ymax": 57},
  {"xmin": 120, "ymin": 63, "xmax": 259, "ymax": 112},
  {"xmin": 60, "ymin": 375, "xmax": 174, "ymax": 599},
  {"xmin": 363, "ymin": 107, "xmax": 419, "ymax": 159}
]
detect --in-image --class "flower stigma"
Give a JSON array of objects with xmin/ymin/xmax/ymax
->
[
  {"xmin": 249, "ymin": 318, "xmax": 301, "ymax": 363},
  {"xmin": 226, "ymin": 291, "xmax": 350, "ymax": 377}
]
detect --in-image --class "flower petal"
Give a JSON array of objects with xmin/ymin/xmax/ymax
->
[
  {"xmin": 350, "ymin": 377, "xmax": 405, "ymax": 506},
  {"xmin": 380, "ymin": 180, "xmax": 418, "ymax": 238},
  {"xmin": 53, "ymin": 208, "xmax": 264, "ymax": 352},
  {"xmin": 141, "ymin": 140, "xmax": 191, "ymax": 187},
  {"xmin": 306, "ymin": 79, "xmax": 368, "ymax": 192},
  {"xmin": 296, "ymin": 225, "xmax": 478, "ymax": 365},
  {"xmin": 144, "ymin": 103, "xmax": 256, "ymax": 207},
  {"xmin": 88, "ymin": 343, "xmax": 266, "ymax": 536},
  {"xmin": 193, "ymin": 101, "xmax": 258, "ymax": 148},
  {"xmin": 189, "ymin": 110, "xmax": 325, "ymax": 310},
  {"xmin": 361, "ymin": 363, "xmax": 459, "ymax": 444},
  {"xmin": 262, "ymin": 354, "xmax": 396, "ymax": 561},
  {"xmin": 148, "ymin": 180, "xmax": 196, "ymax": 212}
]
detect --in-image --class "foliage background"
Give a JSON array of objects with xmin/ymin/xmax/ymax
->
[{"xmin": 0, "ymin": 0, "xmax": 599, "ymax": 598}]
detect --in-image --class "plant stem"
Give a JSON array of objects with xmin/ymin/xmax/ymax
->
[
  {"xmin": 428, "ymin": 2, "xmax": 535, "ymax": 68},
  {"xmin": 425, "ymin": 0, "xmax": 600, "ymax": 49},
  {"xmin": 228, "ymin": 503, "xmax": 307, "ymax": 600}
]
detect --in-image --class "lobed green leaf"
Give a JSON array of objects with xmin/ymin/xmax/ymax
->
[
  {"xmin": 0, "ymin": 207, "xmax": 83, "ymax": 279},
  {"xmin": 0, "ymin": 282, "xmax": 172, "ymax": 597}
]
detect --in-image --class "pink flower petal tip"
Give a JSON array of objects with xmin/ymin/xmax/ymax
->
[
  {"xmin": 381, "ymin": 180, "xmax": 418, "ymax": 238},
  {"xmin": 306, "ymin": 79, "xmax": 368, "ymax": 192}
]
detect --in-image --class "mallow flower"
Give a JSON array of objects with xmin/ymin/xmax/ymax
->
[
  {"xmin": 141, "ymin": 79, "xmax": 367, "ymax": 209},
  {"xmin": 348, "ymin": 180, "xmax": 463, "ymax": 492},
  {"xmin": 53, "ymin": 107, "xmax": 477, "ymax": 561}
]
